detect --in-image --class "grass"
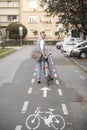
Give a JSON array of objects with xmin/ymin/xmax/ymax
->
[{"xmin": 0, "ymin": 47, "xmax": 17, "ymax": 59}]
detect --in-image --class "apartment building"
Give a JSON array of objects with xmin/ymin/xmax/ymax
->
[
  {"xmin": 21, "ymin": 0, "xmax": 58, "ymax": 41},
  {"xmin": 0, "ymin": 0, "xmax": 20, "ymax": 35},
  {"xmin": 0, "ymin": 0, "xmax": 58, "ymax": 41}
]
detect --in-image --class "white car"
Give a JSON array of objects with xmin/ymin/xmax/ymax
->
[
  {"xmin": 64, "ymin": 40, "xmax": 87, "ymax": 57},
  {"xmin": 56, "ymin": 41, "xmax": 64, "ymax": 49},
  {"xmin": 61, "ymin": 37, "xmax": 81, "ymax": 52}
]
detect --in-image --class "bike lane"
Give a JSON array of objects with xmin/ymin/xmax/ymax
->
[{"xmin": 15, "ymin": 53, "xmax": 74, "ymax": 130}]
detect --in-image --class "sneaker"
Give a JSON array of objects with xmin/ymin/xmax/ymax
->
[
  {"xmin": 49, "ymin": 75, "xmax": 54, "ymax": 80},
  {"xmin": 37, "ymin": 80, "xmax": 41, "ymax": 84}
]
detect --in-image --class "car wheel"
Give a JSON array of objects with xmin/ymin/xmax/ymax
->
[
  {"xmin": 80, "ymin": 52, "xmax": 87, "ymax": 59},
  {"xmin": 70, "ymin": 51, "xmax": 73, "ymax": 57},
  {"xmin": 56, "ymin": 46, "xmax": 59, "ymax": 49}
]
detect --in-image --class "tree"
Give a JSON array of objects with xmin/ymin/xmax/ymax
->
[
  {"xmin": 33, "ymin": 30, "xmax": 38, "ymax": 36},
  {"xmin": 40, "ymin": 0, "xmax": 87, "ymax": 38},
  {"xmin": 6, "ymin": 22, "xmax": 28, "ymax": 39}
]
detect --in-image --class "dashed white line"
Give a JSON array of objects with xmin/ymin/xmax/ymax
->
[
  {"xmin": 56, "ymin": 80, "xmax": 59, "ymax": 85},
  {"xmin": 58, "ymin": 89, "xmax": 63, "ymax": 96},
  {"xmin": 35, "ymin": 68, "xmax": 37, "ymax": 71},
  {"xmin": 28, "ymin": 87, "xmax": 33, "ymax": 94},
  {"xmin": 62, "ymin": 104, "xmax": 68, "ymax": 115},
  {"xmin": 21, "ymin": 101, "xmax": 29, "ymax": 114},
  {"xmin": 15, "ymin": 125, "xmax": 22, "ymax": 130},
  {"xmin": 53, "ymin": 69, "xmax": 56, "ymax": 72},
  {"xmin": 31, "ymin": 78, "xmax": 35, "ymax": 83},
  {"xmin": 33, "ymin": 72, "xmax": 36, "ymax": 77},
  {"xmin": 54, "ymin": 73, "xmax": 57, "ymax": 78},
  {"xmin": 51, "ymin": 62, "xmax": 54, "ymax": 65}
]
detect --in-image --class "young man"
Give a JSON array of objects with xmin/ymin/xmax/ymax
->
[{"xmin": 36, "ymin": 30, "xmax": 53, "ymax": 83}]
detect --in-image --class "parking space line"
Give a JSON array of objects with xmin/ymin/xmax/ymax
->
[
  {"xmin": 80, "ymin": 75, "xmax": 84, "ymax": 80},
  {"xmin": 15, "ymin": 125, "xmax": 22, "ymax": 130},
  {"xmin": 62, "ymin": 104, "xmax": 68, "ymax": 115},
  {"xmin": 21, "ymin": 101, "xmax": 29, "ymax": 114},
  {"xmin": 74, "ymin": 70, "xmax": 78, "ymax": 73}
]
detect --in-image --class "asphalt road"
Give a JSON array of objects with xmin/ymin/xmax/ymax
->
[{"xmin": 0, "ymin": 45, "xmax": 87, "ymax": 130}]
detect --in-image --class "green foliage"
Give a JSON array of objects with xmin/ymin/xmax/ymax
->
[
  {"xmin": 6, "ymin": 22, "xmax": 28, "ymax": 39},
  {"xmin": 33, "ymin": 30, "xmax": 38, "ymax": 35},
  {"xmin": 40, "ymin": 0, "xmax": 87, "ymax": 35}
]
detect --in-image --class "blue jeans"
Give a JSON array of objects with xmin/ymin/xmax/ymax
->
[{"xmin": 37, "ymin": 59, "xmax": 52, "ymax": 80}]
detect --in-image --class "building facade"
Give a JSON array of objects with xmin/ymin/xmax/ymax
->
[
  {"xmin": 0, "ymin": 0, "xmax": 20, "ymax": 34},
  {"xmin": 0, "ymin": 0, "xmax": 58, "ymax": 41},
  {"xmin": 20, "ymin": 0, "xmax": 58, "ymax": 41}
]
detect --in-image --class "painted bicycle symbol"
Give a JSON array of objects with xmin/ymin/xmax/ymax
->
[{"xmin": 26, "ymin": 107, "xmax": 65, "ymax": 130}]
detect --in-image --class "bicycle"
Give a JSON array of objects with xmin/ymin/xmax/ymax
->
[
  {"xmin": 26, "ymin": 107, "xmax": 65, "ymax": 130},
  {"xmin": 43, "ymin": 53, "xmax": 53, "ymax": 86}
]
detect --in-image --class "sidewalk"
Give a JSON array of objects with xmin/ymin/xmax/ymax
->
[{"xmin": 71, "ymin": 58, "xmax": 87, "ymax": 73}]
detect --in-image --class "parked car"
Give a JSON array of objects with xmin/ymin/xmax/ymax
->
[
  {"xmin": 56, "ymin": 41, "xmax": 64, "ymax": 49},
  {"xmin": 71, "ymin": 45, "xmax": 87, "ymax": 59},
  {"xmin": 64, "ymin": 40, "xmax": 87, "ymax": 57},
  {"xmin": 61, "ymin": 37, "xmax": 81, "ymax": 52}
]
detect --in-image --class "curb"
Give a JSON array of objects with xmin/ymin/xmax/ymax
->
[{"xmin": 71, "ymin": 58, "xmax": 87, "ymax": 73}]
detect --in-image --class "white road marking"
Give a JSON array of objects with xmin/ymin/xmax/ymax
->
[
  {"xmin": 54, "ymin": 73, "xmax": 57, "ymax": 78},
  {"xmin": 51, "ymin": 62, "xmax": 54, "ymax": 64},
  {"xmin": 80, "ymin": 75, "xmax": 84, "ymax": 80},
  {"xmin": 21, "ymin": 101, "xmax": 29, "ymax": 114},
  {"xmin": 35, "ymin": 68, "xmax": 37, "ymax": 71},
  {"xmin": 53, "ymin": 69, "xmax": 56, "ymax": 72},
  {"xmin": 40, "ymin": 87, "xmax": 51, "ymax": 97},
  {"xmin": 31, "ymin": 78, "xmax": 35, "ymax": 83},
  {"xmin": 33, "ymin": 72, "xmax": 36, "ymax": 77},
  {"xmin": 67, "ymin": 122, "xmax": 73, "ymax": 125},
  {"xmin": 28, "ymin": 87, "xmax": 33, "ymax": 94},
  {"xmin": 58, "ymin": 89, "xmax": 63, "ymax": 96},
  {"xmin": 15, "ymin": 125, "xmax": 22, "ymax": 130},
  {"xmin": 56, "ymin": 80, "xmax": 59, "ymax": 85},
  {"xmin": 62, "ymin": 104, "xmax": 68, "ymax": 115},
  {"xmin": 74, "ymin": 70, "xmax": 78, "ymax": 73}
]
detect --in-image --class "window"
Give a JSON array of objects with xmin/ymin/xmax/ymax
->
[
  {"xmin": 28, "ymin": 0, "xmax": 38, "ymax": 9},
  {"xmin": 28, "ymin": 15, "xmax": 37, "ymax": 23},
  {"xmin": 44, "ymin": 15, "xmax": 52, "ymax": 23},
  {"xmin": 7, "ymin": 1, "xmax": 16, "ymax": 7},
  {"xmin": 45, "ymin": 30, "xmax": 52, "ymax": 37},
  {"xmin": 29, "ymin": 29, "xmax": 37, "ymax": 37},
  {"xmin": 7, "ymin": 15, "xmax": 17, "ymax": 21}
]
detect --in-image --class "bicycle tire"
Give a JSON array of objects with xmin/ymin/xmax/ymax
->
[
  {"xmin": 51, "ymin": 115, "xmax": 65, "ymax": 130},
  {"xmin": 47, "ymin": 76, "xmax": 50, "ymax": 86},
  {"xmin": 26, "ymin": 114, "xmax": 40, "ymax": 129}
]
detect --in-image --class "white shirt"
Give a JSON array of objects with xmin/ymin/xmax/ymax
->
[{"xmin": 40, "ymin": 39, "xmax": 45, "ymax": 50}]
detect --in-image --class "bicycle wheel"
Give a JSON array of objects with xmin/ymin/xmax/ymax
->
[
  {"xmin": 26, "ymin": 114, "xmax": 40, "ymax": 129},
  {"xmin": 51, "ymin": 115, "xmax": 65, "ymax": 130},
  {"xmin": 46, "ymin": 76, "xmax": 49, "ymax": 86}
]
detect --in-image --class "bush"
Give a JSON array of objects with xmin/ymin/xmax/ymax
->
[{"xmin": 6, "ymin": 22, "xmax": 28, "ymax": 39}]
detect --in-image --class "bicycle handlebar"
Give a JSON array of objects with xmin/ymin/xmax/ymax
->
[{"xmin": 43, "ymin": 53, "xmax": 52, "ymax": 60}]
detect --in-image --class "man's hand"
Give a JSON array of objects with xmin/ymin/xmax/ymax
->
[{"xmin": 43, "ymin": 55, "xmax": 48, "ymax": 59}]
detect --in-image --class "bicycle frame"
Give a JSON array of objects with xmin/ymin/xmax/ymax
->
[
  {"xmin": 35, "ymin": 107, "xmax": 54, "ymax": 126},
  {"xmin": 43, "ymin": 54, "xmax": 51, "ymax": 85}
]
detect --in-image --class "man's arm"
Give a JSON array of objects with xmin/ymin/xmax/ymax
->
[{"xmin": 40, "ymin": 40, "xmax": 45, "ymax": 56}]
